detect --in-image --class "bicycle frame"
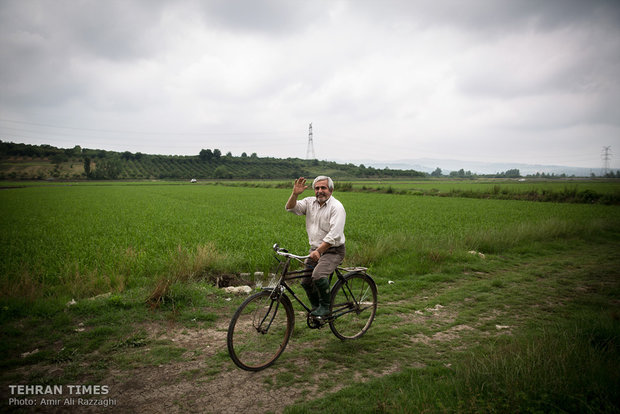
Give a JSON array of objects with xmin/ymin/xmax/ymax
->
[
  {"xmin": 269, "ymin": 247, "xmax": 367, "ymax": 320},
  {"xmin": 227, "ymin": 244, "xmax": 377, "ymax": 371},
  {"xmin": 268, "ymin": 253, "xmax": 318, "ymax": 314}
]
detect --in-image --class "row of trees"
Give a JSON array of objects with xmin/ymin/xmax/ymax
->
[
  {"xmin": 602, "ymin": 170, "xmax": 620, "ymax": 178},
  {"xmin": 428, "ymin": 167, "xmax": 617, "ymax": 179},
  {"xmin": 0, "ymin": 141, "xmax": 426, "ymax": 180},
  {"xmin": 430, "ymin": 167, "xmax": 522, "ymax": 178},
  {"xmin": 0, "ymin": 141, "xmax": 117, "ymax": 160}
]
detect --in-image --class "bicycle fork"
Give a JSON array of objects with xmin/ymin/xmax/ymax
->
[{"xmin": 255, "ymin": 289, "xmax": 283, "ymax": 334}]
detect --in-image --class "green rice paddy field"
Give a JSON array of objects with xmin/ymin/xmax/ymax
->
[
  {"xmin": 1, "ymin": 179, "xmax": 619, "ymax": 413},
  {"xmin": 1, "ymin": 180, "xmax": 618, "ymax": 300}
]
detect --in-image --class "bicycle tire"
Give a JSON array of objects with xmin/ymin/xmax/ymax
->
[
  {"xmin": 227, "ymin": 290, "xmax": 295, "ymax": 371},
  {"xmin": 329, "ymin": 272, "xmax": 377, "ymax": 340}
]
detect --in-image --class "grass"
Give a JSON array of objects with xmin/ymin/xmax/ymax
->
[
  {"xmin": 345, "ymin": 178, "xmax": 620, "ymax": 194},
  {"xmin": 1, "ymin": 180, "xmax": 619, "ymax": 411},
  {"xmin": 218, "ymin": 177, "xmax": 620, "ymax": 204},
  {"xmin": 285, "ymin": 239, "xmax": 620, "ymax": 413},
  {"xmin": 286, "ymin": 315, "xmax": 620, "ymax": 413},
  {"xmin": 455, "ymin": 318, "xmax": 619, "ymax": 413}
]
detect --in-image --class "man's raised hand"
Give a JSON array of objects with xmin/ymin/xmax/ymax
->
[{"xmin": 293, "ymin": 177, "xmax": 308, "ymax": 195}]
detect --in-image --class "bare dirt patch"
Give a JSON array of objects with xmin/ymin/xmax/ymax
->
[
  {"xmin": 107, "ymin": 362, "xmax": 307, "ymax": 414},
  {"xmin": 101, "ymin": 299, "xmax": 487, "ymax": 413},
  {"xmin": 96, "ymin": 319, "xmax": 302, "ymax": 414}
]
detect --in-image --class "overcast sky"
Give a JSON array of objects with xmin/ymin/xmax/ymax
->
[{"xmin": 1, "ymin": 0, "xmax": 619, "ymax": 169}]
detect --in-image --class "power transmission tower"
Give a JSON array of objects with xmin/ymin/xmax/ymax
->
[
  {"xmin": 602, "ymin": 146, "xmax": 611, "ymax": 176},
  {"xmin": 306, "ymin": 123, "xmax": 316, "ymax": 160}
]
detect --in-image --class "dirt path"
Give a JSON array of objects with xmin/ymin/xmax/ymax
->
[
  {"xmin": 105, "ymin": 321, "xmax": 308, "ymax": 414},
  {"xmin": 98, "ymin": 299, "xmax": 484, "ymax": 413},
  {"xmin": 108, "ymin": 361, "xmax": 300, "ymax": 414}
]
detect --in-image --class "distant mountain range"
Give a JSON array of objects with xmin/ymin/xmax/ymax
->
[{"xmin": 338, "ymin": 158, "xmax": 601, "ymax": 177}]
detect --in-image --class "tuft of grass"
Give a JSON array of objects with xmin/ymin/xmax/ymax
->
[
  {"xmin": 147, "ymin": 243, "xmax": 228, "ymax": 306},
  {"xmin": 113, "ymin": 331, "xmax": 149, "ymax": 350},
  {"xmin": 0, "ymin": 266, "xmax": 41, "ymax": 302}
]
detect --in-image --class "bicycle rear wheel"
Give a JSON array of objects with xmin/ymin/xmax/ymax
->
[
  {"xmin": 329, "ymin": 272, "xmax": 377, "ymax": 340},
  {"xmin": 227, "ymin": 290, "xmax": 295, "ymax": 371}
]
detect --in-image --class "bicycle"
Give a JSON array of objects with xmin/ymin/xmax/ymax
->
[{"xmin": 227, "ymin": 243, "xmax": 378, "ymax": 371}]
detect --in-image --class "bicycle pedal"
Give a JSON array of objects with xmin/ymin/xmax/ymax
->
[
  {"xmin": 314, "ymin": 314, "xmax": 332, "ymax": 323},
  {"xmin": 307, "ymin": 314, "xmax": 325, "ymax": 329}
]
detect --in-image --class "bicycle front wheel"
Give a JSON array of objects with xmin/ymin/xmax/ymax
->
[
  {"xmin": 329, "ymin": 272, "xmax": 377, "ymax": 340},
  {"xmin": 227, "ymin": 290, "xmax": 295, "ymax": 371}
]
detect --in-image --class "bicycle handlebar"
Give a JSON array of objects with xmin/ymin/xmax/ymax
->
[{"xmin": 272, "ymin": 243, "xmax": 310, "ymax": 260}]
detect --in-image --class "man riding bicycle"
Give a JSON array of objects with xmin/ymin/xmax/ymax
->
[{"xmin": 285, "ymin": 176, "xmax": 346, "ymax": 317}]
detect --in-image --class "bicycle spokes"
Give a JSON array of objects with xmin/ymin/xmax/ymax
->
[
  {"xmin": 329, "ymin": 273, "xmax": 377, "ymax": 340},
  {"xmin": 227, "ymin": 291, "xmax": 294, "ymax": 371}
]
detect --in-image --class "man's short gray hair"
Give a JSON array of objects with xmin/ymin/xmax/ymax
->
[{"xmin": 313, "ymin": 176, "xmax": 334, "ymax": 191}]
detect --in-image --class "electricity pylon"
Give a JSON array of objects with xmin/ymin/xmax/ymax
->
[
  {"xmin": 602, "ymin": 146, "xmax": 611, "ymax": 176},
  {"xmin": 306, "ymin": 123, "xmax": 316, "ymax": 160}
]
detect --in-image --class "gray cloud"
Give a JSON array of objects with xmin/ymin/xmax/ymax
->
[
  {"xmin": 359, "ymin": 0, "xmax": 620, "ymax": 32},
  {"xmin": 193, "ymin": 0, "xmax": 322, "ymax": 34},
  {"xmin": 1, "ymin": 0, "xmax": 619, "ymax": 168}
]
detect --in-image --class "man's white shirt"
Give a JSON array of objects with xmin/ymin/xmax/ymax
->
[{"xmin": 286, "ymin": 196, "xmax": 346, "ymax": 249}]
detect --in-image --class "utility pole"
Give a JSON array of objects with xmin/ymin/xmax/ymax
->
[
  {"xmin": 306, "ymin": 123, "xmax": 316, "ymax": 160},
  {"xmin": 602, "ymin": 146, "xmax": 611, "ymax": 176}
]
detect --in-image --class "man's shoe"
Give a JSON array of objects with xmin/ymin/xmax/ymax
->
[{"xmin": 310, "ymin": 278, "xmax": 331, "ymax": 317}]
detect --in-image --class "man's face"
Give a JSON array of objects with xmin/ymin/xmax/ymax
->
[{"xmin": 314, "ymin": 180, "xmax": 332, "ymax": 204}]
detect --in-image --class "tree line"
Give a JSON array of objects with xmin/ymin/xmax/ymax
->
[
  {"xmin": 0, "ymin": 140, "xmax": 425, "ymax": 180},
  {"xmin": 3, "ymin": 140, "xmax": 618, "ymax": 180}
]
